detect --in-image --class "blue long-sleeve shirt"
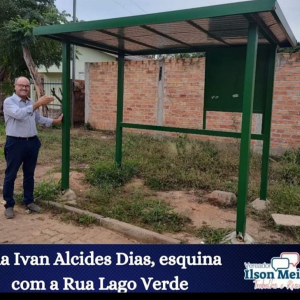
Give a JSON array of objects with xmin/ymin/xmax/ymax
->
[{"xmin": 3, "ymin": 93, "xmax": 53, "ymax": 137}]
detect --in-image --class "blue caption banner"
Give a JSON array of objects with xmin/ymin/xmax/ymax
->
[{"xmin": 1, "ymin": 244, "xmax": 300, "ymax": 293}]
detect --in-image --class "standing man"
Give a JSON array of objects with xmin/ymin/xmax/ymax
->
[{"xmin": 2, "ymin": 76, "xmax": 63, "ymax": 219}]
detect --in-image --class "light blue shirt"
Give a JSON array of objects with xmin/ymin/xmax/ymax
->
[{"xmin": 3, "ymin": 93, "xmax": 53, "ymax": 137}]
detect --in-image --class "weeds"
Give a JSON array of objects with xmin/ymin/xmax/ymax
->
[
  {"xmin": 79, "ymin": 188, "xmax": 189, "ymax": 233},
  {"xmin": 85, "ymin": 160, "xmax": 139, "ymax": 188},
  {"xmin": 12, "ymin": 178, "xmax": 61, "ymax": 204},
  {"xmin": 76, "ymin": 213, "xmax": 97, "ymax": 225},
  {"xmin": 0, "ymin": 119, "xmax": 5, "ymax": 136},
  {"xmin": 3, "ymin": 121, "xmax": 300, "ymax": 243},
  {"xmin": 34, "ymin": 179, "xmax": 61, "ymax": 201},
  {"xmin": 195, "ymin": 226, "xmax": 234, "ymax": 244},
  {"xmin": 84, "ymin": 122, "xmax": 94, "ymax": 131},
  {"xmin": 58, "ymin": 212, "xmax": 97, "ymax": 226}
]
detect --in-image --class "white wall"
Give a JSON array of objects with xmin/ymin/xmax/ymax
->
[
  {"xmin": 34, "ymin": 47, "xmax": 116, "ymax": 105},
  {"xmin": 38, "ymin": 46, "xmax": 116, "ymax": 79}
]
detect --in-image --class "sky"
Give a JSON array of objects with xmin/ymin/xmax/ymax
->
[{"xmin": 54, "ymin": 0, "xmax": 299, "ymax": 43}]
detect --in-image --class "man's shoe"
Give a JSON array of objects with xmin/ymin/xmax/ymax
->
[
  {"xmin": 5, "ymin": 207, "xmax": 14, "ymax": 219},
  {"xmin": 26, "ymin": 203, "xmax": 41, "ymax": 212}
]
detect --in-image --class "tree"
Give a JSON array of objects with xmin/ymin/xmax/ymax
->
[
  {"xmin": 0, "ymin": 0, "xmax": 70, "ymax": 115},
  {"xmin": 152, "ymin": 52, "xmax": 205, "ymax": 60}
]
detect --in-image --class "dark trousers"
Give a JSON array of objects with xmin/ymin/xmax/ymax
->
[{"xmin": 3, "ymin": 136, "xmax": 41, "ymax": 208}]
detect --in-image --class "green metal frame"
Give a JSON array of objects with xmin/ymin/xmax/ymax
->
[
  {"xmin": 116, "ymin": 34, "xmax": 277, "ymax": 238},
  {"xmin": 260, "ymin": 45, "xmax": 277, "ymax": 200},
  {"xmin": 236, "ymin": 23, "xmax": 259, "ymax": 236},
  {"xmin": 33, "ymin": 0, "xmax": 296, "ymax": 56},
  {"xmin": 204, "ymin": 45, "xmax": 270, "ymax": 113},
  {"xmin": 114, "ymin": 23, "xmax": 277, "ymax": 238},
  {"xmin": 116, "ymin": 53, "xmax": 125, "ymax": 166},
  {"xmin": 61, "ymin": 42, "xmax": 71, "ymax": 190},
  {"xmin": 33, "ymin": 0, "xmax": 292, "ymax": 240},
  {"xmin": 34, "ymin": 0, "xmax": 279, "ymax": 36}
]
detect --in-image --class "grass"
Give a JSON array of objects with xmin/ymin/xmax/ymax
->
[
  {"xmin": 2, "ymin": 120, "xmax": 300, "ymax": 243},
  {"xmin": 83, "ymin": 187, "xmax": 189, "ymax": 233},
  {"xmin": 195, "ymin": 226, "xmax": 234, "ymax": 244}
]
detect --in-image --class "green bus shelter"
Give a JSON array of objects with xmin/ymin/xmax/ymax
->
[{"xmin": 33, "ymin": 0, "xmax": 297, "ymax": 240}]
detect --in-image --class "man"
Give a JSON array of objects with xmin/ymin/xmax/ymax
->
[{"xmin": 2, "ymin": 76, "xmax": 63, "ymax": 219}]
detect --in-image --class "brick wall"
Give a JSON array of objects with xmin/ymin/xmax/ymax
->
[
  {"xmin": 73, "ymin": 80, "xmax": 85, "ymax": 124},
  {"xmin": 86, "ymin": 53, "xmax": 300, "ymax": 154},
  {"xmin": 272, "ymin": 53, "xmax": 300, "ymax": 153}
]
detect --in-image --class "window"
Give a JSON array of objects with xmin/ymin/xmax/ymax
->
[{"xmin": 79, "ymin": 72, "xmax": 85, "ymax": 80}]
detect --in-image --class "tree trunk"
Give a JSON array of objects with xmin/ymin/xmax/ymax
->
[
  {"xmin": 22, "ymin": 45, "xmax": 48, "ymax": 117},
  {"xmin": 0, "ymin": 65, "xmax": 8, "ymax": 81}
]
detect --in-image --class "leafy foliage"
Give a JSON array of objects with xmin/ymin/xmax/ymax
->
[
  {"xmin": 175, "ymin": 52, "xmax": 205, "ymax": 58},
  {"xmin": 0, "ymin": 0, "xmax": 70, "ymax": 93},
  {"xmin": 34, "ymin": 179, "xmax": 61, "ymax": 201},
  {"xmin": 278, "ymin": 42, "xmax": 300, "ymax": 53},
  {"xmin": 153, "ymin": 52, "xmax": 205, "ymax": 60}
]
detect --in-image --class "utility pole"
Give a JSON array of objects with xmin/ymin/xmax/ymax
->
[{"xmin": 71, "ymin": 0, "xmax": 76, "ymax": 128}]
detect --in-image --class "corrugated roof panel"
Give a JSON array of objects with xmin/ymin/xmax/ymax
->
[
  {"xmin": 258, "ymin": 12, "xmax": 289, "ymax": 45},
  {"xmin": 33, "ymin": 0, "xmax": 297, "ymax": 54},
  {"xmin": 66, "ymin": 31, "xmax": 152, "ymax": 52},
  {"xmin": 196, "ymin": 15, "xmax": 249, "ymax": 32},
  {"xmin": 68, "ymin": 31, "xmax": 117, "ymax": 43},
  {"xmin": 145, "ymin": 21, "xmax": 198, "ymax": 34}
]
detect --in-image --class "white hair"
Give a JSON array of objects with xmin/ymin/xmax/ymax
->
[{"xmin": 14, "ymin": 76, "xmax": 30, "ymax": 84}]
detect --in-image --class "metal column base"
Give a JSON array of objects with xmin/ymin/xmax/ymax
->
[{"xmin": 221, "ymin": 231, "xmax": 255, "ymax": 244}]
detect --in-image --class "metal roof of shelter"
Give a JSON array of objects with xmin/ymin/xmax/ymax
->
[{"xmin": 34, "ymin": 0, "xmax": 297, "ymax": 56}]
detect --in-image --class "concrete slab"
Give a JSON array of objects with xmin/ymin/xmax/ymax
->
[
  {"xmin": 61, "ymin": 189, "xmax": 77, "ymax": 202},
  {"xmin": 43, "ymin": 200, "xmax": 183, "ymax": 244},
  {"xmin": 251, "ymin": 198, "xmax": 270, "ymax": 211},
  {"xmin": 272, "ymin": 214, "xmax": 300, "ymax": 227}
]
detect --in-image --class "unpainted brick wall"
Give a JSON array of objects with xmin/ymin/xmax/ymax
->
[
  {"xmin": 73, "ymin": 80, "xmax": 85, "ymax": 124},
  {"xmin": 85, "ymin": 53, "xmax": 300, "ymax": 154}
]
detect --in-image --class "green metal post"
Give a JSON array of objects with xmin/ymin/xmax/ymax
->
[
  {"xmin": 203, "ymin": 56, "xmax": 208, "ymax": 130},
  {"xmin": 236, "ymin": 22, "xmax": 258, "ymax": 237},
  {"xmin": 61, "ymin": 42, "xmax": 71, "ymax": 190},
  {"xmin": 203, "ymin": 108, "xmax": 207, "ymax": 130},
  {"xmin": 115, "ymin": 53, "xmax": 125, "ymax": 166},
  {"xmin": 260, "ymin": 45, "xmax": 277, "ymax": 200}
]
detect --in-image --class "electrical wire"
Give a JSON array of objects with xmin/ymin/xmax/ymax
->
[
  {"xmin": 130, "ymin": 0, "xmax": 147, "ymax": 13},
  {"xmin": 112, "ymin": 0, "xmax": 135, "ymax": 14}
]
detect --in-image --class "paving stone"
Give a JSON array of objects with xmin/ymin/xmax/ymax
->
[
  {"xmin": 272, "ymin": 214, "xmax": 300, "ymax": 227},
  {"xmin": 0, "ymin": 204, "xmax": 140, "ymax": 244},
  {"xmin": 0, "ymin": 199, "xmax": 187, "ymax": 245}
]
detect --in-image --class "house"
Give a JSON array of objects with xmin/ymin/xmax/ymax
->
[
  {"xmin": 33, "ymin": 46, "xmax": 149, "ymax": 119},
  {"xmin": 33, "ymin": 46, "xmax": 117, "ymax": 99},
  {"xmin": 38, "ymin": 46, "xmax": 118, "ymax": 82},
  {"xmin": 35, "ymin": 46, "xmax": 149, "ymax": 97}
]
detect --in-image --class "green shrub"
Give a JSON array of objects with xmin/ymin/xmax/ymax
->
[
  {"xmin": 85, "ymin": 160, "xmax": 139, "ymax": 188},
  {"xmin": 0, "ymin": 119, "xmax": 5, "ymax": 136},
  {"xmin": 281, "ymin": 148, "xmax": 300, "ymax": 165},
  {"xmin": 34, "ymin": 179, "xmax": 61, "ymax": 201},
  {"xmin": 270, "ymin": 162, "xmax": 300, "ymax": 185}
]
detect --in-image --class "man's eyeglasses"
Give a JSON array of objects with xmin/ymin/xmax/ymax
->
[{"xmin": 16, "ymin": 84, "xmax": 30, "ymax": 89}]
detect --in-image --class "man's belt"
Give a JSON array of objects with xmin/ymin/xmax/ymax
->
[{"xmin": 6, "ymin": 135, "xmax": 37, "ymax": 140}]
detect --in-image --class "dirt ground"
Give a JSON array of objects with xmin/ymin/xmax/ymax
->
[
  {"xmin": 33, "ymin": 164, "xmax": 289, "ymax": 244},
  {"xmin": 0, "ymin": 155, "xmax": 290, "ymax": 244}
]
